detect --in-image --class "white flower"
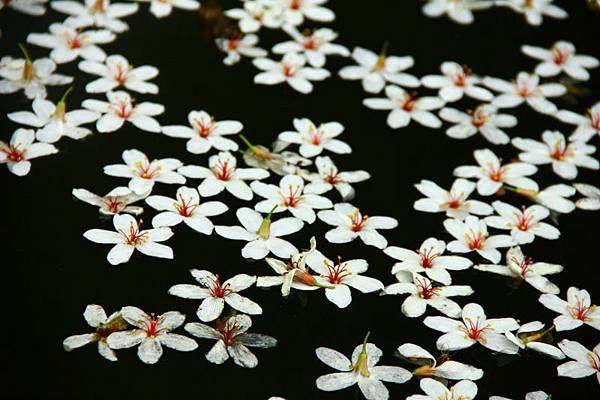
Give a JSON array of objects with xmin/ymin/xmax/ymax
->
[
  {"xmin": 421, "ymin": 62, "xmax": 493, "ymax": 102},
  {"xmin": 272, "ymin": 26, "xmax": 349, "ymax": 68},
  {"xmin": 556, "ymin": 339, "xmax": 600, "ymax": 384},
  {"xmin": 364, "ymin": 86, "xmax": 444, "ymax": 128},
  {"xmin": 318, "ymin": 203, "xmax": 398, "ymax": 249},
  {"xmin": 79, "ymin": 54, "xmax": 159, "ymax": 94},
  {"xmin": 304, "ymin": 156, "xmax": 370, "ymax": 200},
  {"xmin": 145, "ymin": 186, "xmax": 228, "ymax": 234},
  {"xmin": 72, "ymin": 186, "xmax": 149, "ymax": 215},
  {"xmin": 556, "ymin": 102, "xmax": 600, "ymax": 143},
  {"xmin": 83, "ymin": 91, "xmax": 164, "ymax": 133},
  {"xmin": 63, "ymin": 304, "xmax": 126, "ymax": 362},
  {"xmin": 407, "ymin": 378, "xmax": 478, "ymax": 400},
  {"xmin": 0, "ymin": 54, "xmax": 73, "ymax": 99},
  {"xmin": 216, "ymin": 34, "xmax": 267, "ymax": 66},
  {"xmin": 0, "ymin": 128, "xmax": 57, "ymax": 176},
  {"xmin": 522, "ymin": 41, "xmax": 599, "ymax": 81},
  {"xmin": 27, "ymin": 23, "xmax": 115, "ymax": 64},
  {"xmin": 484, "ymin": 72, "xmax": 565, "ymax": 114},
  {"xmin": 106, "ymin": 306, "xmax": 197, "ymax": 364},
  {"xmin": 574, "ymin": 183, "xmax": 600, "ymax": 210},
  {"xmin": 339, "ymin": 47, "xmax": 419, "ymax": 93},
  {"xmin": 278, "ymin": 0, "xmax": 335, "ymax": 26},
  {"xmin": 519, "ymin": 184, "xmax": 576, "ymax": 214},
  {"xmin": 444, "ymin": 216, "xmax": 514, "ymax": 263},
  {"xmin": 135, "ymin": 0, "xmax": 199, "ymax": 18},
  {"xmin": 103, "ymin": 149, "xmax": 185, "ymax": 194},
  {"xmin": 490, "ymin": 391, "xmax": 552, "ymax": 400},
  {"xmin": 184, "ymin": 314, "xmax": 277, "ymax": 368},
  {"xmin": 414, "ymin": 178, "xmax": 493, "ymax": 220},
  {"xmin": 512, "ymin": 130, "xmax": 598, "ymax": 179},
  {"xmin": 8, "ymin": 92, "xmax": 100, "ymax": 143},
  {"xmin": 485, "ymin": 201, "xmax": 559, "ymax": 244},
  {"xmin": 253, "ymin": 53, "xmax": 330, "ymax": 94},
  {"xmin": 315, "ymin": 337, "xmax": 412, "ymax": 399},
  {"xmin": 539, "ymin": 287, "xmax": 600, "ymax": 331},
  {"xmin": 453, "ymin": 148, "xmax": 538, "ymax": 196},
  {"xmin": 215, "ymin": 207, "xmax": 303, "ymax": 260},
  {"xmin": 397, "ymin": 343, "xmax": 483, "ymax": 380},
  {"xmin": 0, "ymin": 0, "xmax": 47, "ymax": 15},
  {"xmin": 51, "ymin": 0, "xmax": 139, "ymax": 33},
  {"xmin": 277, "ymin": 118, "xmax": 351, "ymax": 157},
  {"xmin": 384, "ymin": 272, "xmax": 473, "ymax": 318},
  {"xmin": 83, "ymin": 214, "xmax": 174, "ymax": 265},
  {"xmin": 384, "ymin": 237, "xmax": 472, "ymax": 285},
  {"xmin": 240, "ymin": 134, "xmax": 311, "ymax": 176},
  {"xmin": 504, "ymin": 321, "xmax": 565, "ymax": 359},
  {"xmin": 424, "ymin": 303, "xmax": 520, "ymax": 354},
  {"xmin": 224, "ymin": 1, "xmax": 284, "ymax": 33},
  {"xmin": 439, "ymin": 104, "xmax": 517, "ymax": 144},
  {"xmin": 178, "ymin": 151, "xmax": 269, "ymax": 201},
  {"xmin": 474, "ymin": 246, "xmax": 563, "ymax": 294},
  {"xmin": 497, "ymin": 0, "xmax": 568, "ymax": 26},
  {"xmin": 306, "ymin": 250, "xmax": 383, "ymax": 308},
  {"xmin": 251, "ymin": 174, "xmax": 332, "ymax": 223},
  {"xmin": 169, "ymin": 269, "xmax": 261, "ymax": 322},
  {"xmin": 422, "ymin": 0, "xmax": 493, "ymax": 24}
]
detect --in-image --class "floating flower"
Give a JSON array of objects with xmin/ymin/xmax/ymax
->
[
  {"xmin": 406, "ymin": 378, "xmax": 478, "ymax": 400},
  {"xmin": 0, "ymin": 128, "xmax": 57, "ymax": 176},
  {"xmin": 421, "ymin": 62, "xmax": 493, "ymax": 102},
  {"xmin": 253, "ymin": 52, "xmax": 330, "ymax": 94},
  {"xmin": 251, "ymin": 174, "xmax": 332, "ymax": 223},
  {"xmin": 79, "ymin": 54, "xmax": 159, "ymax": 94},
  {"xmin": 496, "ymin": 0, "xmax": 568, "ymax": 26},
  {"xmin": 72, "ymin": 186, "xmax": 149, "ymax": 215},
  {"xmin": 363, "ymin": 86, "xmax": 444, "ymax": 128},
  {"xmin": 424, "ymin": 303, "xmax": 520, "ymax": 354},
  {"xmin": 522, "ymin": 41, "xmax": 599, "ymax": 81},
  {"xmin": 145, "ymin": 186, "xmax": 228, "ymax": 234},
  {"xmin": 516, "ymin": 184, "xmax": 576, "ymax": 214},
  {"xmin": 83, "ymin": 214, "xmax": 174, "ymax": 265},
  {"xmin": 315, "ymin": 334, "xmax": 412, "ymax": 399},
  {"xmin": 103, "ymin": 149, "xmax": 185, "ymax": 194},
  {"xmin": 397, "ymin": 343, "xmax": 483, "ymax": 380},
  {"xmin": 106, "ymin": 306, "xmax": 197, "ymax": 364},
  {"xmin": 162, "ymin": 110, "xmax": 242, "ymax": 154},
  {"xmin": 277, "ymin": 118, "xmax": 351, "ymax": 157},
  {"xmin": 168, "ymin": 269, "xmax": 261, "ymax": 321},
  {"xmin": 184, "ymin": 314, "xmax": 277, "ymax": 368},
  {"xmin": 574, "ymin": 183, "xmax": 600, "ymax": 210},
  {"xmin": 504, "ymin": 321, "xmax": 565, "ymax": 359},
  {"xmin": 304, "ymin": 156, "xmax": 370, "ymax": 200},
  {"xmin": 306, "ymin": 250, "xmax": 383, "ymax": 308},
  {"xmin": 215, "ymin": 207, "xmax": 303, "ymax": 260},
  {"xmin": 484, "ymin": 72, "xmax": 565, "ymax": 115},
  {"xmin": 279, "ymin": 0, "xmax": 335, "ymax": 26},
  {"xmin": 8, "ymin": 90, "xmax": 99, "ymax": 143},
  {"xmin": 272, "ymin": 26, "xmax": 349, "ymax": 67},
  {"xmin": 384, "ymin": 237, "xmax": 472, "ymax": 285},
  {"xmin": 422, "ymin": 0, "xmax": 493, "ymax": 24},
  {"xmin": 556, "ymin": 339, "xmax": 600, "ymax": 384},
  {"xmin": 317, "ymin": 203, "xmax": 398, "ymax": 249},
  {"xmin": 178, "ymin": 151, "xmax": 269, "ymax": 201},
  {"xmin": 224, "ymin": 1, "xmax": 283, "ymax": 33},
  {"xmin": 83, "ymin": 91, "xmax": 164, "ymax": 133},
  {"xmin": 474, "ymin": 246, "xmax": 563, "ymax": 294},
  {"xmin": 27, "ymin": 23, "xmax": 115, "ymax": 64},
  {"xmin": 63, "ymin": 304, "xmax": 127, "ymax": 362},
  {"xmin": 539, "ymin": 287, "xmax": 600, "ymax": 331},
  {"xmin": 216, "ymin": 33, "xmax": 267, "ymax": 66},
  {"xmin": 444, "ymin": 216, "xmax": 513, "ymax": 263},
  {"xmin": 439, "ymin": 104, "xmax": 517, "ymax": 144},
  {"xmin": 339, "ymin": 46, "xmax": 419, "ymax": 93},
  {"xmin": 556, "ymin": 102, "xmax": 600, "ymax": 143},
  {"xmin": 0, "ymin": 0, "xmax": 47, "ymax": 15},
  {"xmin": 485, "ymin": 201, "xmax": 560, "ymax": 244},
  {"xmin": 241, "ymin": 134, "xmax": 311, "ymax": 176},
  {"xmin": 134, "ymin": 0, "xmax": 200, "ymax": 18},
  {"xmin": 512, "ymin": 130, "xmax": 598, "ymax": 180},
  {"xmin": 414, "ymin": 178, "xmax": 493, "ymax": 220},
  {"xmin": 453, "ymin": 148, "xmax": 538, "ymax": 196},
  {"xmin": 51, "ymin": 0, "xmax": 139, "ymax": 33},
  {"xmin": 384, "ymin": 272, "xmax": 473, "ymax": 318},
  {"xmin": 490, "ymin": 391, "xmax": 552, "ymax": 400}
]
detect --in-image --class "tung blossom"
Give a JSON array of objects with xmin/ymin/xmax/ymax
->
[
  {"xmin": 277, "ymin": 118, "xmax": 351, "ymax": 158},
  {"xmin": 215, "ymin": 34, "xmax": 267, "ymax": 66},
  {"xmin": 397, "ymin": 343, "xmax": 484, "ymax": 380},
  {"xmin": 444, "ymin": 216, "xmax": 513, "ymax": 263},
  {"xmin": 279, "ymin": 0, "xmax": 335, "ymax": 26},
  {"xmin": 485, "ymin": 201, "xmax": 560, "ymax": 244},
  {"xmin": 272, "ymin": 26, "xmax": 349, "ymax": 68},
  {"xmin": 496, "ymin": 0, "xmax": 568, "ymax": 26},
  {"xmin": 422, "ymin": 0, "xmax": 493, "ymax": 24},
  {"xmin": 406, "ymin": 378, "xmax": 478, "ymax": 400},
  {"xmin": 439, "ymin": 104, "xmax": 517, "ymax": 145},
  {"xmin": 557, "ymin": 102, "xmax": 600, "ymax": 143},
  {"xmin": 504, "ymin": 321, "xmax": 565, "ymax": 359},
  {"xmin": 72, "ymin": 186, "xmax": 149, "ymax": 215},
  {"xmin": 51, "ymin": 0, "xmax": 139, "ymax": 33},
  {"xmin": 556, "ymin": 339, "xmax": 600, "ymax": 384},
  {"xmin": 539, "ymin": 287, "xmax": 600, "ymax": 331},
  {"xmin": 0, "ymin": 128, "xmax": 57, "ymax": 176},
  {"xmin": 421, "ymin": 62, "xmax": 493, "ymax": 102},
  {"xmin": 518, "ymin": 184, "xmax": 576, "ymax": 214},
  {"xmin": 574, "ymin": 183, "xmax": 600, "ymax": 211},
  {"xmin": 224, "ymin": 1, "xmax": 284, "ymax": 33},
  {"xmin": 79, "ymin": 54, "xmax": 159, "ymax": 94},
  {"xmin": 303, "ymin": 156, "xmax": 370, "ymax": 201},
  {"xmin": 0, "ymin": 0, "xmax": 47, "ymax": 15},
  {"xmin": 522, "ymin": 41, "xmax": 599, "ymax": 81},
  {"xmin": 253, "ymin": 52, "xmax": 330, "ymax": 94},
  {"xmin": 134, "ymin": 0, "xmax": 200, "ymax": 18}
]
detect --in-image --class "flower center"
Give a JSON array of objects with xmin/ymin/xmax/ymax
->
[
  {"xmin": 511, "ymin": 255, "xmax": 533, "ymax": 278},
  {"xmin": 114, "ymin": 99, "xmax": 134, "ymax": 118},
  {"xmin": 471, "ymin": 107, "xmax": 490, "ymax": 128},
  {"xmin": 452, "ymin": 66, "xmax": 470, "ymax": 87},
  {"xmin": 193, "ymin": 117, "xmax": 215, "ymax": 138},
  {"xmin": 514, "ymin": 208, "xmax": 534, "ymax": 231},
  {"xmin": 120, "ymin": 221, "xmax": 147, "ymax": 245},
  {"xmin": 307, "ymin": 125, "xmax": 324, "ymax": 145},
  {"xmin": 279, "ymin": 184, "xmax": 303, "ymax": 207},
  {"xmin": 323, "ymin": 256, "xmax": 351, "ymax": 284},
  {"xmin": 589, "ymin": 350, "xmax": 600, "ymax": 371},
  {"xmin": 175, "ymin": 194, "xmax": 198, "ymax": 217},
  {"xmin": 550, "ymin": 140, "xmax": 572, "ymax": 161},
  {"xmin": 401, "ymin": 94, "xmax": 417, "ymax": 111},
  {"xmin": 567, "ymin": 296, "xmax": 595, "ymax": 321},
  {"xmin": 141, "ymin": 314, "xmax": 164, "ymax": 337},
  {"xmin": 349, "ymin": 209, "xmax": 367, "ymax": 232},
  {"xmin": 415, "ymin": 277, "xmax": 438, "ymax": 299},
  {"xmin": 461, "ymin": 317, "xmax": 491, "ymax": 340},
  {"xmin": 2, "ymin": 143, "xmax": 25, "ymax": 162},
  {"xmin": 590, "ymin": 110, "xmax": 600, "ymax": 130},
  {"xmin": 91, "ymin": 0, "xmax": 106, "ymax": 13},
  {"xmin": 216, "ymin": 318, "xmax": 244, "ymax": 346},
  {"xmin": 113, "ymin": 64, "xmax": 129, "ymax": 85},
  {"xmin": 67, "ymin": 34, "xmax": 83, "ymax": 49},
  {"xmin": 324, "ymin": 169, "xmax": 342, "ymax": 185},
  {"xmin": 208, "ymin": 275, "xmax": 232, "ymax": 298},
  {"xmin": 417, "ymin": 247, "xmax": 441, "ymax": 268},
  {"xmin": 552, "ymin": 47, "xmax": 570, "ymax": 65},
  {"xmin": 290, "ymin": 0, "xmax": 302, "ymax": 9},
  {"xmin": 283, "ymin": 63, "xmax": 297, "ymax": 77},
  {"xmin": 104, "ymin": 196, "xmax": 123, "ymax": 213},
  {"xmin": 465, "ymin": 229, "xmax": 487, "ymax": 250},
  {"xmin": 517, "ymin": 80, "xmax": 535, "ymax": 97},
  {"xmin": 211, "ymin": 159, "xmax": 234, "ymax": 181},
  {"xmin": 134, "ymin": 160, "xmax": 160, "ymax": 179},
  {"xmin": 22, "ymin": 60, "xmax": 35, "ymax": 81}
]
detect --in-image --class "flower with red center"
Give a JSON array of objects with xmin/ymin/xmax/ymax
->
[
  {"xmin": 169, "ymin": 269, "xmax": 261, "ymax": 322},
  {"xmin": 422, "ymin": 61, "xmax": 493, "ymax": 102},
  {"xmin": 224, "ymin": 1, "xmax": 283, "ymax": 33},
  {"xmin": 216, "ymin": 33, "xmax": 267, "ymax": 66},
  {"xmin": 278, "ymin": 117, "xmax": 351, "ymax": 158},
  {"xmin": 304, "ymin": 156, "xmax": 370, "ymax": 201},
  {"xmin": 51, "ymin": 0, "xmax": 139, "ymax": 33},
  {"xmin": 280, "ymin": 0, "xmax": 335, "ymax": 26},
  {"xmin": 485, "ymin": 201, "xmax": 560, "ymax": 244},
  {"xmin": 72, "ymin": 186, "xmax": 148, "ymax": 215},
  {"xmin": 498, "ymin": 0, "xmax": 567, "ymax": 26},
  {"xmin": 540, "ymin": 287, "xmax": 600, "ymax": 332},
  {"xmin": 254, "ymin": 53, "xmax": 330, "ymax": 94},
  {"xmin": 522, "ymin": 40, "xmax": 598, "ymax": 80},
  {"xmin": 398, "ymin": 343, "xmax": 483, "ymax": 380},
  {"xmin": 557, "ymin": 102, "xmax": 600, "ymax": 142},
  {"xmin": 79, "ymin": 54, "xmax": 157, "ymax": 94},
  {"xmin": 445, "ymin": 216, "xmax": 513, "ymax": 263},
  {"xmin": 440, "ymin": 104, "xmax": 517, "ymax": 144},
  {"xmin": 0, "ymin": 128, "xmax": 57, "ymax": 176},
  {"xmin": 185, "ymin": 314, "xmax": 277, "ymax": 368},
  {"xmin": 143, "ymin": 0, "xmax": 200, "ymax": 18},
  {"xmin": 107, "ymin": 306, "xmax": 197, "ymax": 364},
  {"xmin": 273, "ymin": 26, "xmax": 349, "ymax": 67},
  {"xmin": 557, "ymin": 339, "xmax": 600, "ymax": 383},
  {"xmin": 422, "ymin": 0, "xmax": 493, "ymax": 25},
  {"xmin": 504, "ymin": 320, "xmax": 565, "ymax": 359}
]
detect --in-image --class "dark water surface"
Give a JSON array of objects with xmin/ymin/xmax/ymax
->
[{"xmin": 1, "ymin": 0, "xmax": 599, "ymax": 399}]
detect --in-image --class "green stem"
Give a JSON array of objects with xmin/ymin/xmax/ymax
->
[
  {"xmin": 59, "ymin": 86, "xmax": 74, "ymax": 104},
  {"xmin": 379, "ymin": 41, "xmax": 389, "ymax": 58},
  {"xmin": 18, "ymin": 43, "xmax": 32, "ymax": 62},
  {"xmin": 239, "ymin": 133, "xmax": 255, "ymax": 150}
]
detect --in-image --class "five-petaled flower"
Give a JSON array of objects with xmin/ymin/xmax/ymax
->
[
  {"xmin": 0, "ymin": 0, "xmax": 47, "ymax": 15},
  {"xmin": 272, "ymin": 26, "xmax": 349, "ymax": 67},
  {"xmin": 51, "ymin": 0, "xmax": 139, "ymax": 33},
  {"xmin": 277, "ymin": 118, "xmax": 351, "ymax": 158},
  {"xmin": 421, "ymin": 62, "xmax": 493, "ymax": 102},
  {"xmin": 522, "ymin": 41, "xmax": 599, "ymax": 81},
  {"xmin": 397, "ymin": 343, "xmax": 483, "ymax": 380},
  {"xmin": 556, "ymin": 339, "xmax": 600, "ymax": 384},
  {"xmin": 216, "ymin": 33, "xmax": 267, "ymax": 66},
  {"xmin": 557, "ymin": 101, "xmax": 600, "ymax": 143},
  {"xmin": 444, "ymin": 215, "xmax": 513, "ymax": 263},
  {"xmin": 0, "ymin": 128, "xmax": 57, "ymax": 176},
  {"xmin": 496, "ymin": 0, "xmax": 568, "ymax": 26},
  {"xmin": 253, "ymin": 52, "xmax": 330, "ymax": 94},
  {"xmin": 422, "ymin": 0, "xmax": 493, "ymax": 24},
  {"xmin": 72, "ymin": 186, "xmax": 149, "ymax": 215},
  {"xmin": 304, "ymin": 156, "xmax": 370, "ymax": 200},
  {"xmin": 439, "ymin": 104, "xmax": 517, "ymax": 145},
  {"xmin": 224, "ymin": 1, "xmax": 284, "ymax": 33},
  {"xmin": 539, "ymin": 287, "xmax": 600, "ymax": 331},
  {"xmin": 574, "ymin": 183, "xmax": 600, "ymax": 211},
  {"xmin": 79, "ymin": 54, "xmax": 158, "ymax": 93},
  {"xmin": 485, "ymin": 201, "xmax": 560, "ymax": 244},
  {"xmin": 279, "ymin": 0, "xmax": 335, "ymax": 26},
  {"xmin": 135, "ymin": 0, "xmax": 200, "ymax": 18},
  {"xmin": 406, "ymin": 378, "xmax": 478, "ymax": 400}
]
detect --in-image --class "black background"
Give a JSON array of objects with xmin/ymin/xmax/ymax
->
[{"xmin": 1, "ymin": 0, "xmax": 599, "ymax": 399}]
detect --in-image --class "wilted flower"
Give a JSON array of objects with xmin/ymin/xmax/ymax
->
[
  {"xmin": 556, "ymin": 339, "xmax": 600, "ymax": 384},
  {"xmin": 504, "ymin": 321, "xmax": 565, "ymax": 359},
  {"xmin": 241, "ymin": 134, "xmax": 310, "ymax": 176},
  {"xmin": 573, "ymin": 183, "xmax": 600, "ymax": 210},
  {"xmin": 397, "ymin": 343, "xmax": 483, "ymax": 380},
  {"xmin": 72, "ymin": 186, "xmax": 149, "ymax": 215}
]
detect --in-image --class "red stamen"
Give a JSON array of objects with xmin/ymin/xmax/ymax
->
[
  {"xmin": 568, "ymin": 296, "xmax": 595, "ymax": 321},
  {"xmin": 280, "ymin": 185, "xmax": 302, "ymax": 207},
  {"xmin": 461, "ymin": 317, "xmax": 491, "ymax": 340},
  {"xmin": 211, "ymin": 159, "xmax": 234, "ymax": 181},
  {"xmin": 511, "ymin": 255, "xmax": 533, "ymax": 278},
  {"xmin": 415, "ymin": 276, "xmax": 438, "ymax": 299},
  {"xmin": 175, "ymin": 194, "xmax": 198, "ymax": 217},
  {"xmin": 208, "ymin": 275, "xmax": 232, "ymax": 298},
  {"xmin": 119, "ymin": 221, "xmax": 147, "ymax": 245},
  {"xmin": 417, "ymin": 247, "xmax": 441, "ymax": 268},
  {"xmin": 323, "ymin": 256, "xmax": 351, "ymax": 284},
  {"xmin": 350, "ymin": 209, "xmax": 367, "ymax": 232},
  {"xmin": 1, "ymin": 143, "xmax": 25, "ymax": 162},
  {"xmin": 141, "ymin": 314, "xmax": 164, "ymax": 337},
  {"xmin": 105, "ymin": 197, "xmax": 123, "ymax": 213},
  {"xmin": 465, "ymin": 229, "xmax": 487, "ymax": 250}
]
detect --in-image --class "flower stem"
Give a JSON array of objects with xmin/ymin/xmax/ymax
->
[
  {"xmin": 59, "ymin": 86, "xmax": 74, "ymax": 103},
  {"xmin": 18, "ymin": 43, "xmax": 32, "ymax": 62},
  {"xmin": 239, "ymin": 133, "xmax": 255, "ymax": 150}
]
